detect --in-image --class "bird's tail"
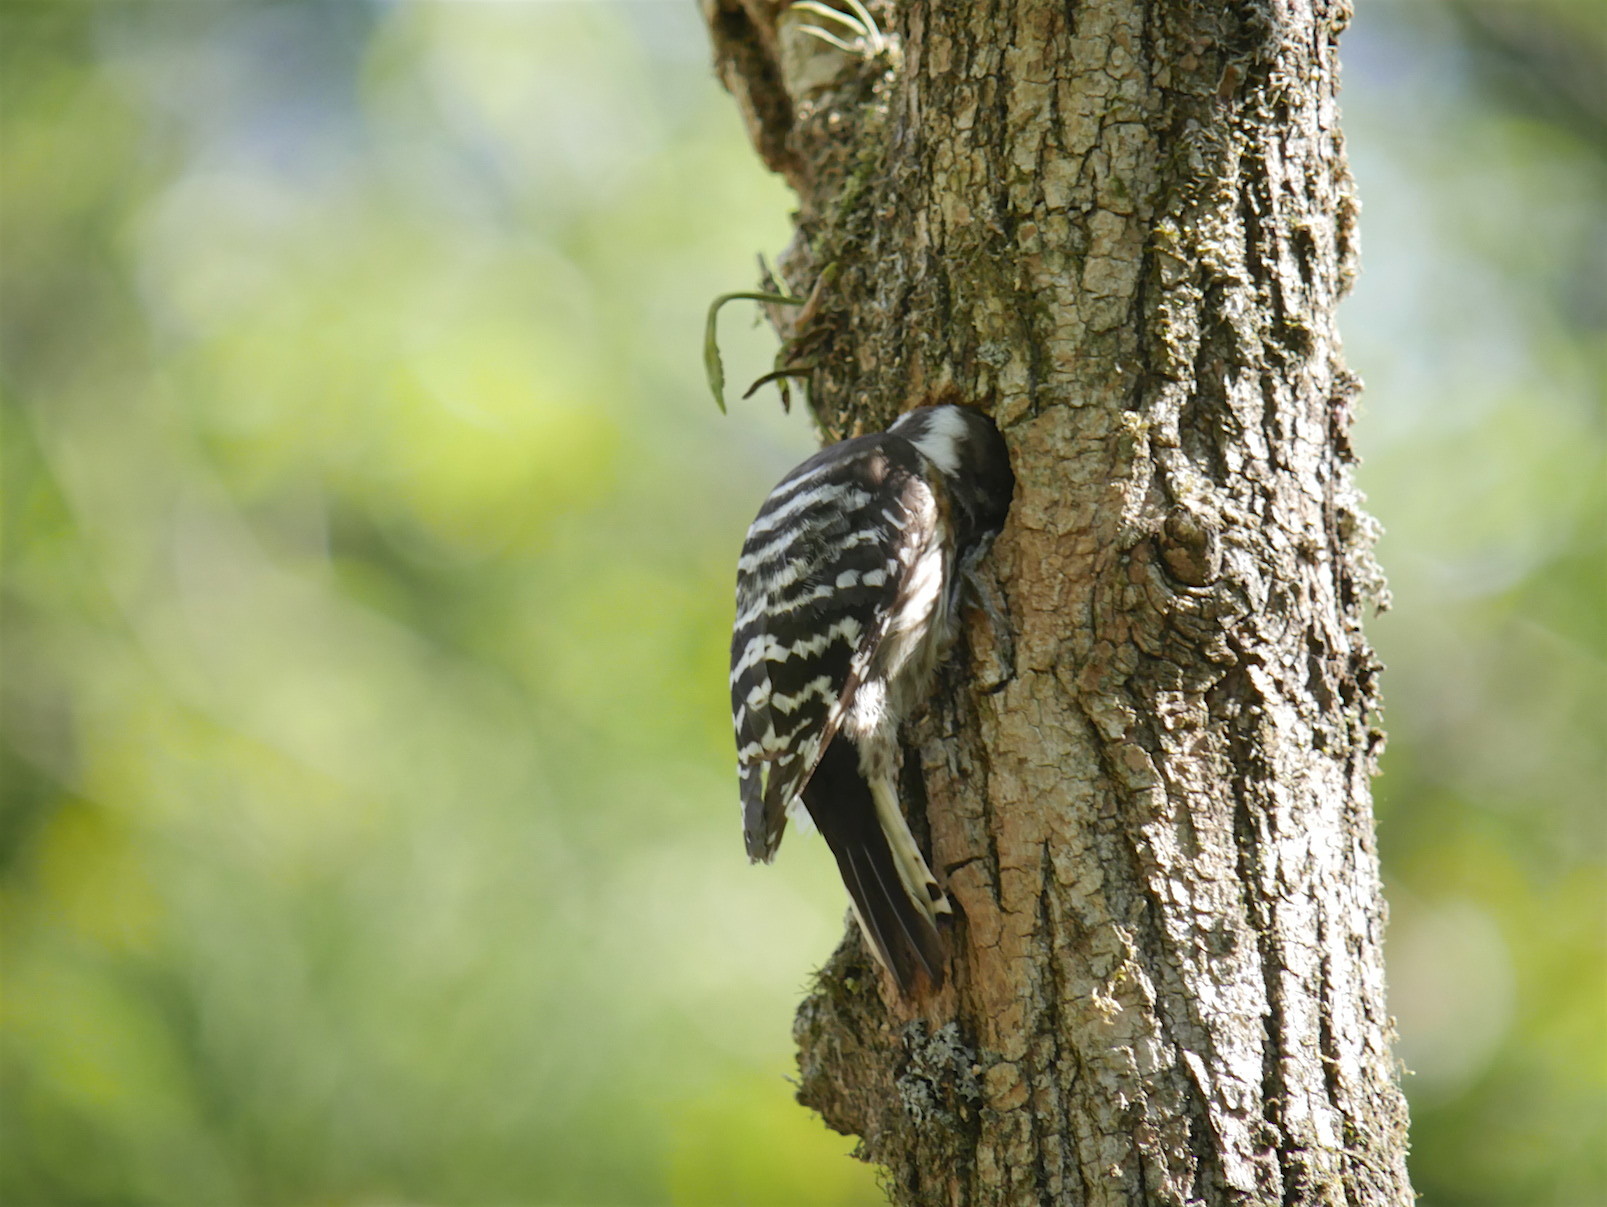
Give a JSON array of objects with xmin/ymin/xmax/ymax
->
[{"xmin": 803, "ymin": 739, "xmax": 948, "ymax": 996}]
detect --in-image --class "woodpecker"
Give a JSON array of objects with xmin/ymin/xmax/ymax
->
[{"xmin": 730, "ymin": 405, "xmax": 1014, "ymax": 995}]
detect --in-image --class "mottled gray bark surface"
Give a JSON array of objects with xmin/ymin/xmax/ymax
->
[{"xmin": 703, "ymin": 1, "xmax": 1413, "ymax": 1203}]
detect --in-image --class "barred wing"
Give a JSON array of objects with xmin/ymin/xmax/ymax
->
[{"xmin": 729, "ymin": 436, "xmax": 929, "ymax": 862}]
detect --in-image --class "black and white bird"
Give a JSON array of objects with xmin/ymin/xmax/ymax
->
[{"xmin": 729, "ymin": 405, "xmax": 1014, "ymax": 995}]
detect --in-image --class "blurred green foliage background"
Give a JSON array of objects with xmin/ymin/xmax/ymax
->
[{"xmin": 1, "ymin": 3, "xmax": 1600, "ymax": 1205}]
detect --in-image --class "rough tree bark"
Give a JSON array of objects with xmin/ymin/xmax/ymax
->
[{"xmin": 703, "ymin": 1, "xmax": 1413, "ymax": 1204}]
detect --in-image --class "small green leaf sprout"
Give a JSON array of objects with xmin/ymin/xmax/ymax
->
[{"xmin": 704, "ymin": 291, "xmax": 804, "ymax": 413}]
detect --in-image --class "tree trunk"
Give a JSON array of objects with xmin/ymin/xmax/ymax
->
[{"xmin": 702, "ymin": 1, "xmax": 1414, "ymax": 1203}]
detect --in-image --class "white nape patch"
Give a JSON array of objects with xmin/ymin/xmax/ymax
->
[{"xmin": 901, "ymin": 406, "xmax": 968, "ymax": 476}]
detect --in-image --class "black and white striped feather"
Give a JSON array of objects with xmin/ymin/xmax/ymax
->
[
  {"xmin": 729, "ymin": 405, "xmax": 1014, "ymax": 996},
  {"xmin": 731, "ymin": 433, "xmax": 932, "ymax": 861}
]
